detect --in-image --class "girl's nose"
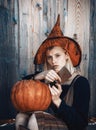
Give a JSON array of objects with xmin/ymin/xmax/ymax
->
[{"xmin": 52, "ymin": 57, "xmax": 56, "ymax": 64}]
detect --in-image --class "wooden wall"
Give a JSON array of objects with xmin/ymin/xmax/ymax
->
[
  {"xmin": 18, "ymin": 0, "xmax": 68, "ymax": 77},
  {"xmin": 16, "ymin": 0, "xmax": 90, "ymax": 78},
  {"xmin": 88, "ymin": 0, "xmax": 96, "ymax": 117},
  {"xmin": 0, "ymin": 0, "xmax": 95, "ymax": 119},
  {"xmin": 65, "ymin": 0, "xmax": 90, "ymax": 78},
  {"xmin": 0, "ymin": 0, "xmax": 19, "ymax": 119}
]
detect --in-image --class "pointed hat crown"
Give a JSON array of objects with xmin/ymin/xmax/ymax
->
[
  {"xmin": 47, "ymin": 14, "xmax": 64, "ymax": 38},
  {"xmin": 34, "ymin": 14, "xmax": 82, "ymax": 67}
]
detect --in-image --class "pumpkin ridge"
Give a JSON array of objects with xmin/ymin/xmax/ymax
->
[
  {"xmin": 18, "ymin": 81, "xmax": 26, "ymax": 111},
  {"xmin": 40, "ymin": 82, "xmax": 48, "ymax": 110},
  {"xmin": 11, "ymin": 82, "xmax": 19, "ymax": 111},
  {"xmin": 38, "ymin": 81, "xmax": 46, "ymax": 110},
  {"xmin": 12, "ymin": 81, "xmax": 23, "ymax": 111},
  {"xmin": 23, "ymin": 80, "xmax": 30, "ymax": 111},
  {"xmin": 14, "ymin": 82, "xmax": 21, "ymax": 111},
  {"xmin": 42, "ymin": 84, "xmax": 52, "ymax": 110},
  {"xmin": 30, "ymin": 80, "xmax": 36, "ymax": 111},
  {"xmin": 33, "ymin": 80, "xmax": 42, "ymax": 110}
]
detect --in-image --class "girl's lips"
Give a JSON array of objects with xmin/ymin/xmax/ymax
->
[
  {"xmin": 53, "ymin": 65, "xmax": 60, "ymax": 72},
  {"xmin": 53, "ymin": 65, "xmax": 58, "ymax": 69}
]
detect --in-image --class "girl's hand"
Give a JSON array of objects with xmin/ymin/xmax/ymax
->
[
  {"xmin": 34, "ymin": 70, "xmax": 61, "ymax": 83},
  {"xmin": 49, "ymin": 83, "xmax": 62, "ymax": 108},
  {"xmin": 44, "ymin": 70, "xmax": 61, "ymax": 83}
]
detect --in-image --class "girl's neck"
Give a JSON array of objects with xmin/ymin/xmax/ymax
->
[{"xmin": 63, "ymin": 71, "xmax": 81, "ymax": 85}]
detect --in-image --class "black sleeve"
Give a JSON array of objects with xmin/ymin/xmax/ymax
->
[
  {"xmin": 52, "ymin": 76, "xmax": 90, "ymax": 129},
  {"xmin": 22, "ymin": 74, "xmax": 35, "ymax": 80},
  {"xmin": 22, "ymin": 71, "xmax": 41, "ymax": 80},
  {"xmin": 22, "ymin": 71, "xmax": 45, "ymax": 83}
]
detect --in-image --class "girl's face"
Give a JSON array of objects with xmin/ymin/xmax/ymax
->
[{"xmin": 46, "ymin": 46, "xmax": 68, "ymax": 72}]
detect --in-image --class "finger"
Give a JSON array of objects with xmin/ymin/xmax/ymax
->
[
  {"xmin": 49, "ymin": 85, "xmax": 57, "ymax": 95},
  {"xmin": 56, "ymin": 75, "xmax": 61, "ymax": 83},
  {"xmin": 46, "ymin": 75, "xmax": 54, "ymax": 82},
  {"xmin": 52, "ymin": 86, "xmax": 59, "ymax": 93},
  {"xmin": 55, "ymin": 83, "xmax": 62, "ymax": 91},
  {"xmin": 50, "ymin": 71, "xmax": 61, "ymax": 83},
  {"xmin": 46, "ymin": 74, "xmax": 56, "ymax": 82},
  {"xmin": 48, "ymin": 71, "xmax": 58, "ymax": 80},
  {"xmin": 49, "ymin": 71, "xmax": 61, "ymax": 83},
  {"xmin": 49, "ymin": 85, "xmax": 54, "ymax": 95},
  {"xmin": 45, "ymin": 71, "xmax": 56, "ymax": 82}
]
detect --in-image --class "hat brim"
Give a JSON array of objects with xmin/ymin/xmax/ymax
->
[{"xmin": 34, "ymin": 36, "xmax": 82, "ymax": 67}]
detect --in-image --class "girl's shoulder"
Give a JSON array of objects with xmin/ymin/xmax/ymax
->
[
  {"xmin": 72, "ymin": 75, "xmax": 90, "ymax": 91},
  {"xmin": 73, "ymin": 75, "xmax": 89, "ymax": 84}
]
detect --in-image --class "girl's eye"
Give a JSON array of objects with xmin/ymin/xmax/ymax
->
[
  {"xmin": 55, "ymin": 54, "xmax": 60, "ymax": 57},
  {"xmin": 47, "ymin": 56, "xmax": 52, "ymax": 60}
]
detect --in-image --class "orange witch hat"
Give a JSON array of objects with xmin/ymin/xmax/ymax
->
[{"xmin": 34, "ymin": 14, "xmax": 81, "ymax": 67}]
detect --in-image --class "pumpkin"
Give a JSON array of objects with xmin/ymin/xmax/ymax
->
[{"xmin": 11, "ymin": 80, "xmax": 52, "ymax": 112}]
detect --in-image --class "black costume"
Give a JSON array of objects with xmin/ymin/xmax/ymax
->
[
  {"xmin": 47, "ymin": 75, "xmax": 90, "ymax": 130},
  {"xmin": 22, "ymin": 74, "xmax": 90, "ymax": 130}
]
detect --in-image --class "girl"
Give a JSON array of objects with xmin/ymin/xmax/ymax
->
[{"xmin": 15, "ymin": 15, "xmax": 90, "ymax": 130}]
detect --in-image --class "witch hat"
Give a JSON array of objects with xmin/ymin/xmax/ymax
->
[{"xmin": 34, "ymin": 14, "xmax": 81, "ymax": 67}]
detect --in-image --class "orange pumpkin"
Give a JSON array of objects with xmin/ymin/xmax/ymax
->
[{"xmin": 11, "ymin": 80, "xmax": 52, "ymax": 112}]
